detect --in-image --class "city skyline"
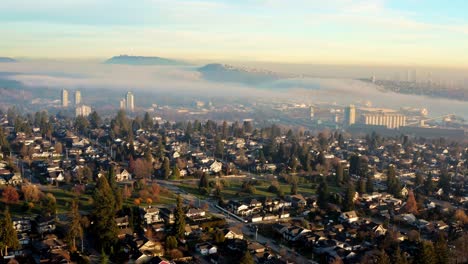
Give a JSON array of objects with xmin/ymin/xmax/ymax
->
[{"xmin": 1, "ymin": 0, "xmax": 468, "ymax": 67}]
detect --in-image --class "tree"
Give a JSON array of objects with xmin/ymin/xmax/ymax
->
[
  {"xmin": 88, "ymin": 111, "xmax": 102, "ymax": 129},
  {"xmin": 43, "ymin": 193, "xmax": 57, "ymax": 216},
  {"xmin": 165, "ymin": 235, "xmax": 178, "ymax": 250},
  {"xmin": 434, "ymin": 233, "xmax": 449, "ymax": 264},
  {"xmin": 199, "ymin": 173, "xmax": 209, "ymax": 189},
  {"xmin": 2, "ymin": 186, "xmax": 19, "ymax": 203},
  {"xmin": 239, "ymin": 250, "xmax": 254, "ymax": 264},
  {"xmin": 54, "ymin": 142, "xmax": 63, "ymax": 154},
  {"xmin": 366, "ymin": 174, "xmax": 375, "ymax": 193},
  {"xmin": 21, "ymin": 184, "xmax": 42, "ymax": 202},
  {"xmin": 424, "ymin": 173, "xmax": 434, "ymax": 195},
  {"xmin": 316, "ymin": 177, "xmax": 329, "ymax": 209},
  {"xmin": 358, "ymin": 177, "xmax": 366, "ymax": 194},
  {"xmin": 214, "ymin": 229, "xmax": 225, "ymax": 243},
  {"xmin": 171, "ymin": 165, "xmax": 180, "ymax": 180},
  {"xmin": 403, "ymin": 190, "xmax": 418, "ymax": 215},
  {"xmin": 67, "ymin": 200, "xmax": 83, "ymax": 252},
  {"xmin": 92, "ymin": 176, "xmax": 118, "ymax": 252},
  {"xmin": 290, "ymin": 182, "xmax": 298, "ymax": 195},
  {"xmin": 0, "ymin": 207, "xmax": 19, "ymax": 256},
  {"xmin": 414, "ymin": 241, "xmax": 436, "ymax": 264},
  {"xmin": 392, "ymin": 246, "xmax": 408, "ymax": 264},
  {"xmin": 173, "ymin": 195, "xmax": 186, "ymax": 238},
  {"xmin": 343, "ymin": 181, "xmax": 356, "ymax": 211},
  {"xmin": 378, "ymin": 249, "xmax": 391, "ymax": 264},
  {"xmin": 162, "ymin": 157, "xmax": 171, "ymax": 180}
]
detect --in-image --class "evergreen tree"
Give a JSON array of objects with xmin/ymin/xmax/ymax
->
[
  {"xmin": 0, "ymin": 207, "xmax": 19, "ymax": 256},
  {"xmin": 424, "ymin": 173, "xmax": 435, "ymax": 195},
  {"xmin": 163, "ymin": 157, "xmax": 171, "ymax": 180},
  {"xmin": 393, "ymin": 246, "xmax": 408, "ymax": 264},
  {"xmin": 67, "ymin": 200, "xmax": 83, "ymax": 252},
  {"xmin": 335, "ymin": 163, "xmax": 344, "ymax": 185},
  {"xmin": 290, "ymin": 182, "xmax": 298, "ymax": 195},
  {"xmin": 92, "ymin": 176, "xmax": 118, "ymax": 252},
  {"xmin": 316, "ymin": 177, "xmax": 329, "ymax": 209},
  {"xmin": 378, "ymin": 249, "xmax": 391, "ymax": 264},
  {"xmin": 366, "ymin": 174, "xmax": 375, "ymax": 193},
  {"xmin": 172, "ymin": 165, "xmax": 180, "ymax": 180},
  {"xmin": 434, "ymin": 233, "xmax": 449, "ymax": 264},
  {"xmin": 239, "ymin": 250, "xmax": 254, "ymax": 264},
  {"xmin": 173, "ymin": 195, "xmax": 186, "ymax": 238},
  {"xmin": 199, "ymin": 173, "xmax": 209, "ymax": 189},
  {"xmin": 414, "ymin": 241, "xmax": 436, "ymax": 264},
  {"xmin": 358, "ymin": 177, "xmax": 366, "ymax": 194},
  {"xmin": 343, "ymin": 181, "xmax": 356, "ymax": 211},
  {"xmin": 88, "ymin": 111, "xmax": 102, "ymax": 129}
]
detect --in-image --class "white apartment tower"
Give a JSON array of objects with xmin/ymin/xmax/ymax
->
[
  {"xmin": 61, "ymin": 89, "xmax": 69, "ymax": 108},
  {"xmin": 74, "ymin": 90, "xmax": 81, "ymax": 106},
  {"xmin": 126, "ymin": 92, "xmax": 134, "ymax": 112},
  {"xmin": 344, "ymin": 104, "xmax": 356, "ymax": 126}
]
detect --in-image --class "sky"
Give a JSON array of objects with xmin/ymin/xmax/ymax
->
[{"xmin": 1, "ymin": 0, "xmax": 468, "ymax": 67}]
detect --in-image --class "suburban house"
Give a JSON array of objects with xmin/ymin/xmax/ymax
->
[
  {"xmin": 339, "ymin": 211, "xmax": 359, "ymax": 223},
  {"xmin": 116, "ymin": 169, "xmax": 132, "ymax": 182},
  {"xmin": 196, "ymin": 242, "xmax": 217, "ymax": 255}
]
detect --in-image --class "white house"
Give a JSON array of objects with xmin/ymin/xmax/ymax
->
[
  {"xmin": 196, "ymin": 243, "xmax": 217, "ymax": 255},
  {"xmin": 116, "ymin": 169, "xmax": 132, "ymax": 182},
  {"xmin": 339, "ymin": 211, "xmax": 359, "ymax": 223}
]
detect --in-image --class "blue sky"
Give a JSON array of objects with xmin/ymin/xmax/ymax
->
[{"xmin": 1, "ymin": 0, "xmax": 468, "ymax": 66}]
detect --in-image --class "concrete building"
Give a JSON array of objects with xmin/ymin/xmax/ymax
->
[
  {"xmin": 344, "ymin": 104, "xmax": 356, "ymax": 126},
  {"xmin": 126, "ymin": 92, "xmax": 134, "ymax": 112},
  {"xmin": 61, "ymin": 89, "xmax": 68, "ymax": 108},
  {"xmin": 75, "ymin": 105, "xmax": 92, "ymax": 117},
  {"xmin": 363, "ymin": 113, "xmax": 406, "ymax": 129},
  {"xmin": 74, "ymin": 90, "xmax": 81, "ymax": 106},
  {"xmin": 119, "ymin": 98, "xmax": 126, "ymax": 110}
]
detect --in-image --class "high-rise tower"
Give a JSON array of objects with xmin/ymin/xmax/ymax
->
[
  {"xmin": 126, "ymin": 92, "xmax": 134, "ymax": 112},
  {"xmin": 74, "ymin": 90, "xmax": 81, "ymax": 106},
  {"xmin": 344, "ymin": 104, "xmax": 356, "ymax": 126},
  {"xmin": 61, "ymin": 89, "xmax": 68, "ymax": 108}
]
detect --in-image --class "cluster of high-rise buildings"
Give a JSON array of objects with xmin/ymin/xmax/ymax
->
[
  {"xmin": 120, "ymin": 92, "xmax": 135, "ymax": 112},
  {"xmin": 61, "ymin": 89, "xmax": 91, "ymax": 117}
]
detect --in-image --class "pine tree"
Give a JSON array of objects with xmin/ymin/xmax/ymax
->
[
  {"xmin": 393, "ymin": 246, "xmax": 408, "ymax": 264},
  {"xmin": 239, "ymin": 250, "xmax": 254, "ymax": 264},
  {"xmin": 378, "ymin": 249, "xmax": 391, "ymax": 264},
  {"xmin": 343, "ymin": 181, "xmax": 356, "ymax": 211},
  {"xmin": 172, "ymin": 165, "xmax": 180, "ymax": 180},
  {"xmin": 92, "ymin": 176, "xmax": 118, "ymax": 252},
  {"xmin": 434, "ymin": 233, "xmax": 449, "ymax": 264},
  {"xmin": 0, "ymin": 207, "xmax": 19, "ymax": 256},
  {"xmin": 316, "ymin": 177, "xmax": 329, "ymax": 209},
  {"xmin": 366, "ymin": 174, "xmax": 375, "ymax": 193},
  {"xmin": 173, "ymin": 195, "xmax": 186, "ymax": 238},
  {"xmin": 163, "ymin": 157, "xmax": 171, "ymax": 179},
  {"xmin": 291, "ymin": 182, "xmax": 298, "ymax": 195},
  {"xmin": 67, "ymin": 200, "xmax": 83, "ymax": 252},
  {"xmin": 414, "ymin": 241, "xmax": 436, "ymax": 264},
  {"xmin": 358, "ymin": 177, "xmax": 366, "ymax": 194}
]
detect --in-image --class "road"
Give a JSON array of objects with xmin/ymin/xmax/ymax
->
[{"xmin": 158, "ymin": 180, "xmax": 315, "ymax": 264}]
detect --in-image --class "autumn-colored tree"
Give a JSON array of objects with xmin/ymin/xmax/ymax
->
[
  {"xmin": 403, "ymin": 190, "xmax": 418, "ymax": 215},
  {"xmin": 54, "ymin": 142, "xmax": 63, "ymax": 154},
  {"xmin": 134, "ymin": 158, "xmax": 153, "ymax": 179},
  {"xmin": 455, "ymin": 209, "xmax": 468, "ymax": 224},
  {"xmin": 21, "ymin": 184, "xmax": 42, "ymax": 202},
  {"xmin": 2, "ymin": 186, "xmax": 19, "ymax": 203},
  {"xmin": 169, "ymin": 249, "xmax": 183, "ymax": 260}
]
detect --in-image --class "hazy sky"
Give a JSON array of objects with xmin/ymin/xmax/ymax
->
[{"xmin": 1, "ymin": 0, "xmax": 468, "ymax": 66}]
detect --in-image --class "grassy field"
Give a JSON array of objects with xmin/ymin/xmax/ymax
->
[{"xmin": 178, "ymin": 177, "xmax": 342, "ymax": 201}]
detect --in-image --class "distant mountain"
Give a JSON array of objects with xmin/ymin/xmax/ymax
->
[
  {"xmin": 0, "ymin": 57, "xmax": 17, "ymax": 63},
  {"xmin": 105, "ymin": 55, "xmax": 186, "ymax": 66},
  {"xmin": 198, "ymin": 63, "xmax": 295, "ymax": 85}
]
